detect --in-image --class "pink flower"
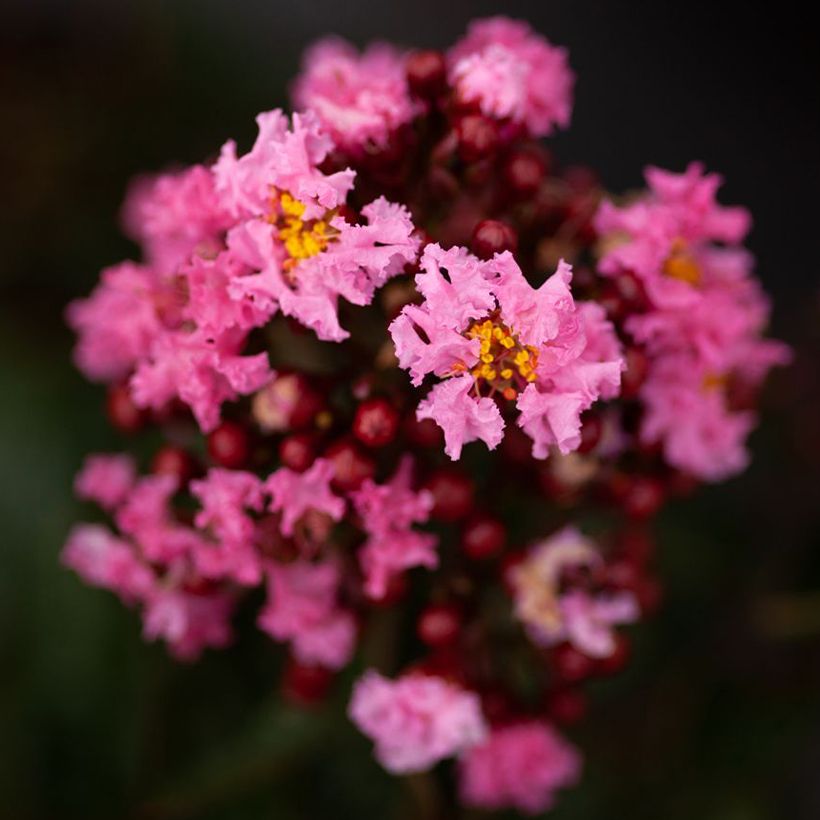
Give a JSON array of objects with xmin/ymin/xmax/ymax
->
[
  {"xmin": 389, "ymin": 244, "xmax": 623, "ymax": 460},
  {"xmin": 115, "ymin": 474, "xmax": 205, "ymax": 565},
  {"xmin": 292, "ymin": 38, "xmax": 418, "ymax": 153},
  {"xmin": 351, "ymin": 457, "xmax": 437, "ymax": 599},
  {"xmin": 595, "ymin": 162, "xmax": 752, "ymax": 309},
  {"xmin": 66, "ymin": 261, "xmax": 164, "ymax": 382},
  {"xmin": 190, "ymin": 469, "xmax": 266, "ymax": 585},
  {"xmin": 448, "ymin": 17, "xmax": 573, "ymax": 137},
  {"xmin": 257, "ymin": 560, "xmax": 356, "ymax": 669},
  {"xmin": 74, "ymin": 453, "xmax": 136, "ymax": 511},
  {"xmin": 266, "ymin": 458, "xmax": 345, "ymax": 537},
  {"xmin": 62, "ymin": 523, "xmax": 153, "ymax": 603},
  {"xmin": 130, "ymin": 326, "xmax": 273, "ymax": 433},
  {"xmin": 142, "ymin": 583, "xmax": 235, "ymax": 661},
  {"xmin": 214, "ymin": 110, "xmax": 419, "ymax": 341},
  {"xmin": 638, "ymin": 353, "xmax": 756, "ymax": 481},
  {"xmin": 510, "ymin": 526, "xmax": 637, "ymax": 657},
  {"xmin": 121, "ymin": 164, "xmax": 233, "ymax": 272},
  {"xmin": 596, "ymin": 163, "xmax": 790, "ymax": 480},
  {"xmin": 459, "ymin": 721, "xmax": 581, "ymax": 814},
  {"xmin": 348, "ymin": 671, "xmax": 487, "ymax": 773}
]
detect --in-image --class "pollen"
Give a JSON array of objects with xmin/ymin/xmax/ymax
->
[
  {"xmin": 663, "ymin": 237, "xmax": 702, "ymax": 286},
  {"xmin": 461, "ymin": 314, "xmax": 540, "ymax": 395},
  {"xmin": 269, "ymin": 190, "xmax": 337, "ymax": 270}
]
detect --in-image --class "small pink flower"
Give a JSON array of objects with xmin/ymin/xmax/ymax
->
[
  {"xmin": 142, "ymin": 583, "xmax": 235, "ymax": 661},
  {"xmin": 595, "ymin": 162, "xmax": 752, "ymax": 309},
  {"xmin": 348, "ymin": 671, "xmax": 487, "ymax": 774},
  {"xmin": 448, "ymin": 17, "xmax": 574, "ymax": 137},
  {"xmin": 214, "ymin": 110, "xmax": 419, "ymax": 342},
  {"xmin": 62, "ymin": 523, "xmax": 153, "ymax": 603},
  {"xmin": 351, "ymin": 457, "xmax": 437, "ymax": 599},
  {"xmin": 66, "ymin": 261, "xmax": 164, "ymax": 382},
  {"xmin": 129, "ymin": 326, "xmax": 273, "ymax": 433},
  {"xmin": 121, "ymin": 164, "xmax": 233, "ymax": 272},
  {"xmin": 459, "ymin": 721, "xmax": 581, "ymax": 814},
  {"xmin": 292, "ymin": 38, "xmax": 418, "ymax": 153},
  {"xmin": 115, "ymin": 474, "xmax": 206, "ymax": 565},
  {"xmin": 389, "ymin": 244, "xmax": 623, "ymax": 460},
  {"xmin": 257, "ymin": 559, "xmax": 356, "ymax": 669},
  {"xmin": 190, "ymin": 469, "xmax": 267, "ymax": 585},
  {"xmin": 74, "ymin": 453, "xmax": 136, "ymax": 511},
  {"xmin": 511, "ymin": 526, "xmax": 637, "ymax": 657},
  {"xmin": 266, "ymin": 458, "xmax": 345, "ymax": 537}
]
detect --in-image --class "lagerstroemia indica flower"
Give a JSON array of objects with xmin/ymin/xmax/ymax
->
[
  {"xmin": 214, "ymin": 109, "xmax": 420, "ymax": 344},
  {"xmin": 390, "ymin": 244, "xmax": 623, "ymax": 460},
  {"xmin": 596, "ymin": 162, "xmax": 790, "ymax": 479},
  {"xmin": 291, "ymin": 37, "xmax": 419, "ymax": 154},
  {"xmin": 459, "ymin": 721, "xmax": 582, "ymax": 815},
  {"xmin": 62, "ymin": 14, "xmax": 790, "ymax": 814},
  {"xmin": 348, "ymin": 670, "xmax": 487, "ymax": 774},
  {"xmin": 448, "ymin": 16, "xmax": 574, "ymax": 137},
  {"xmin": 511, "ymin": 526, "xmax": 638, "ymax": 657}
]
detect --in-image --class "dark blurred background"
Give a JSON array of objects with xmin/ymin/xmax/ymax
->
[{"xmin": 1, "ymin": 1, "xmax": 819, "ymax": 818}]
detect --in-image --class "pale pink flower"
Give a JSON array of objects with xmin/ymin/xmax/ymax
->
[
  {"xmin": 257, "ymin": 560, "xmax": 356, "ymax": 669},
  {"xmin": 214, "ymin": 110, "xmax": 419, "ymax": 341},
  {"xmin": 448, "ymin": 17, "xmax": 573, "ymax": 137},
  {"xmin": 389, "ymin": 244, "xmax": 622, "ymax": 460},
  {"xmin": 459, "ymin": 721, "xmax": 581, "ymax": 814},
  {"xmin": 348, "ymin": 671, "xmax": 487, "ymax": 774},
  {"xmin": 66, "ymin": 261, "xmax": 164, "ymax": 382},
  {"xmin": 129, "ymin": 326, "xmax": 273, "ymax": 433},
  {"xmin": 351, "ymin": 457, "xmax": 437, "ymax": 599},
  {"xmin": 190, "ymin": 469, "xmax": 266, "ymax": 585},
  {"xmin": 142, "ymin": 583, "xmax": 235, "ymax": 661},
  {"xmin": 292, "ymin": 38, "xmax": 418, "ymax": 152},
  {"xmin": 595, "ymin": 162, "xmax": 753, "ymax": 309},
  {"xmin": 74, "ymin": 453, "xmax": 136, "ymax": 511},
  {"xmin": 121, "ymin": 164, "xmax": 233, "ymax": 272},
  {"xmin": 511, "ymin": 526, "xmax": 637, "ymax": 657},
  {"xmin": 62, "ymin": 523, "xmax": 153, "ymax": 603},
  {"xmin": 115, "ymin": 474, "xmax": 206, "ymax": 565},
  {"xmin": 266, "ymin": 458, "xmax": 345, "ymax": 537}
]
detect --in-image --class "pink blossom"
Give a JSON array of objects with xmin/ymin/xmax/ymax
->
[
  {"xmin": 74, "ymin": 453, "xmax": 136, "ymax": 511},
  {"xmin": 511, "ymin": 526, "xmax": 637, "ymax": 657},
  {"xmin": 121, "ymin": 164, "xmax": 233, "ymax": 272},
  {"xmin": 214, "ymin": 110, "xmax": 419, "ymax": 341},
  {"xmin": 62, "ymin": 523, "xmax": 153, "ymax": 603},
  {"xmin": 257, "ymin": 560, "xmax": 356, "ymax": 669},
  {"xmin": 66, "ymin": 261, "xmax": 164, "ymax": 382},
  {"xmin": 142, "ymin": 583, "xmax": 235, "ymax": 661},
  {"xmin": 639, "ymin": 353, "xmax": 756, "ymax": 481},
  {"xmin": 351, "ymin": 457, "xmax": 438, "ymax": 599},
  {"xmin": 595, "ymin": 162, "xmax": 753, "ymax": 309},
  {"xmin": 115, "ymin": 474, "xmax": 205, "ymax": 565},
  {"xmin": 348, "ymin": 671, "xmax": 487, "ymax": 774},
  {"xmin": 214, "ymin": 109, "xmax": 354, "ymax": 221},
  {"xmin": 129, "ymin": 326, "xmax": 273, "ymax": 433},
  {"xmin": 266, "ymin": 458, "xmax": 345, "ymax": 537},
  {"xmin": 459, "ymin": 721, "xmax": 581, "ymax": 814},
  {"xmin": 292, "ymin": 38, "xmax": 418, "ymax": 153},
  {"xmin": 190, "ymin": 469, "xmax": 266, "ymax": 585},
  {"xmin": 389, "ymin": 245, "xmax": 623, "ymax": 460},
  {"xmin": 448, "ymin": 17, "xmax": 574, "ymax": 137}
]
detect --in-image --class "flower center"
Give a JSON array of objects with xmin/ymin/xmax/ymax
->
[
  {"xmin": 662, "ymin": 237, "xmax": 702, "ymax": 286},
  {"xmin": 458, "ymin": 315, "xmax": 539, "ymax": 399},
  {"xmin": 268, "ymin": 192, "xmax": 337, "ymax": 271}
]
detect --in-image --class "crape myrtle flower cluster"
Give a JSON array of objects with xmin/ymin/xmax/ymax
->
[{"xmin": 63, "ymin": 16, "xmax": 787, "ymax": 815}]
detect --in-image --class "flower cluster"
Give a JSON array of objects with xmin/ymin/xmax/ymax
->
[
  {"xmin": 63, "ymin": 16, "xmax": 787, "ymax": 816},
  {"xmin": 595, "ymin": 163, "xmax": 791, "ymax": 480}
]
